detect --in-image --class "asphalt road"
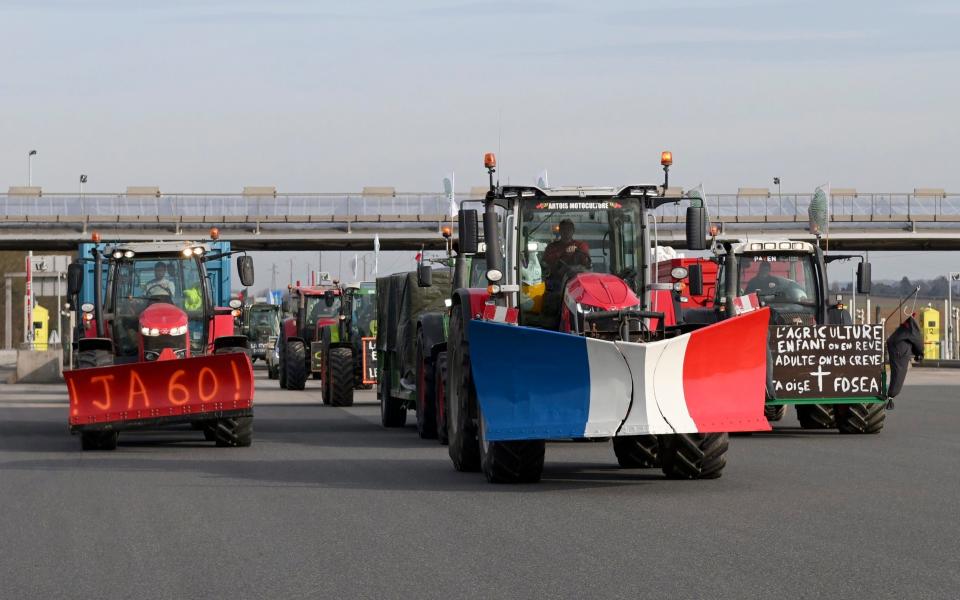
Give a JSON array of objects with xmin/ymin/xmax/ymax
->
[{"xmin": 0, "ymin": 368, "xmax": 958, "ymax": 599}]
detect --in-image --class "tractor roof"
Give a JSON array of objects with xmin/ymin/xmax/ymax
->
[
  {"xmin": 498, "ymin": 184, "xmax": 660, "ymax": 199},
  {"xmin": 721, "ymin": 239, "xmax": 816, "ymax": 254},
  {"xmin": 293, "ymin": 285, "xmax": 341, "ymax": 296},
  {"xmin": 106, "ymin": 241, "xmax": 211, "ymax": 255}
]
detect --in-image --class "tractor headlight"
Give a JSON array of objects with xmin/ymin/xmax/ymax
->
[
  {"xmin": 670, "ymin": 267, "xmax": 688, "ymax": 280},
  {"xmin": 81, "ymin": 303, "xmax": 94, "ymax": 313},
  {"xmin": 112, "ymin": 250, "xmax": 123, "ymax": 259},
  {"xmin": 182, "ymin": 248, "xmax": 193, "ymax": 257},
  {"xmin": 141, "ymin": 327, "xmax": 151, "ymax": 336},
  {"xmin": 486, "ymin": 269, "xmax": 503, "ymax": 282},
  {"xmin": 193, "ymin": 247, "xmax": 203, "ymax": 255},
  {"xmin": 229, "ymin": 299, "xmax": 242, "ymax": 309},
  {"xmin": 150, "ymin": 328, "xmax": 160, "ymax": 336},
  {"xmin": 123, "ymin": 250, "xmax": 135, "ymax": 258}
]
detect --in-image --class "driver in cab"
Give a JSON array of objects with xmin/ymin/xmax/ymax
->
[
  {"xmin": 745, "ymin": 261, "xmax": 777, "ymax": 294},
  {"xmin": 143, "ymin": 262, "xmax": 176, "ymax": 298},
  {"xmin": 543, "ymin": 219, "xmax": 591, "ymax": 272}
]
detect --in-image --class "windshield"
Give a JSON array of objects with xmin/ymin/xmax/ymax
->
[
  {"xmin": 305, "ymin": 294, "xmax": 341, "ymax": 322},
  {"xmin": 108, "ymin": 255, "xmax": 208, "ymax": 356},
  {"xmin": 737, "ymin": 253, "xmax": 817, "ymax": 305},
  {"xmin": 248, "ymin": 308, "xmax": 279, "ymax": 335},
  {"xmin": 351, "ymin": 291, "xmax": 376, "ymax": 336},
  {"xmin": 520, "ymin": 198, "xmax": 641, "ymax": 281}
]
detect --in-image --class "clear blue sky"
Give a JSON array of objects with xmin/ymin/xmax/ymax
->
[{"xmin": 2, "ymin": 0, "xmax": 958, "ymax": 280}]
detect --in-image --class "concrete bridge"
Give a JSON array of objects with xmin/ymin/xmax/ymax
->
[{"xmin": 1, "ymin": 187, "xmax": 958, "ymax": 251}]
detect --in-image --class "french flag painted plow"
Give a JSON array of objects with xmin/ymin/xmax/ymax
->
[{"xmin": 468, "ymin": 308, "xmax": 771, "ymax": 442}]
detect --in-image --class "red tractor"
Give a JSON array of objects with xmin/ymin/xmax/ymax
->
[
  {"xmin": 277, "ymin": 280, "xmax": 344, "ymax": 394},
  {"xmin": 64, "ymin": 236, "xmax": 257, "ymax": 451}
]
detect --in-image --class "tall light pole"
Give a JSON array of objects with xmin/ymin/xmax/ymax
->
[
  {"xmin": 28, "ymin": 150, "xmax": 37, "ymax": 186},
  {"xmin": 949, "ymin": 272, "xmax": 960, "ymax": 359}
]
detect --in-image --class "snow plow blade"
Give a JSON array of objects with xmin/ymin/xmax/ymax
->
[
  {"xmin": 468, "ymin": 308, "xmax": 771, "ymax": 442},
  {"xmin": 65, "ymin": 352, "xmax": 255, "ymax": 430}
]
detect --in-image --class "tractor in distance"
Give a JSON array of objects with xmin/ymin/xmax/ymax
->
[
  {"xmin": 64, "ymin": 230, "xmax": 257, "ymax": 450},
  {"xmin": 315, "ymin": 281, "xmax": 378, "ymax": 406},
  {"xmin": 243, "ymin": 300, "xmax": 281, "ymax": 378},
  {"xmin": 277, "ymin": 276, "xmax": 342, "ymax": 391},
  {"xmin": 686, "ymin": 236, "xmax": 891, "ymax": 433},
  {"xmin": 442, "ymin": 151, "xmax": 772, "ymax": 484}
]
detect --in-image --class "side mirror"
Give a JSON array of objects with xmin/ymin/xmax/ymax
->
[
  {"xmin": 237, "ymin": 255, "xmax": 255, "ymax": 287},
  {"xmin": 458, "ymin": 209, "xmax": 479, "ymax": 255},
  {"xmin": 688, "ymin": 263, "xmax": 704, "ymax": 297},
  {"xmin": 857, "ymin": 262, "xmax": 871, "ymax": 295},
  {"xmin": 67, "ymin": 262, "xmax": 84, "ymax": 297},
  {"xmin": 325, "ymin": 290, "xmax": 335, "ymax": 307},
  {"xmin": 417, "ymin": 263, "xmax": 432, "ymax": 287},
  {"xmin": 685, "ymin": 206, "xmax": 707, "ymax": 251}
]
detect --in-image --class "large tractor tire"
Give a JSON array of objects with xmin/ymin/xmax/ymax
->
[
  {"xmin": 379, "ymin": 355, "xmax": 407, "ymax": 427},
  {"xmin": 796, "ymin": 404, "xmax": 835, "ymax": 429},
  {"xmin": 268, "ymin": 363, "xmax": 279, "ymax": 380},
  {"xmin": 324, "ymin": 347, "xmax": 355, "ymax": 407},
  {"xmin": 435, "ymin": 351, "xmax": 449, "ymax": 446},
  {"xmin": 80, "ymin": 430, "xmax": 119, "ymax": 451},
  {"xmin": 76, "ymin": 348, "xmax": 113, "ymax": 369},
  {"xmin": 478, "ymin": 406, "xmax": 545, "ymax": 484},
  {"xmin": 835, "ymin": 403, "xmax": 885, "ymax": 434},
  {"xmin": 447, "ymin": 307, "xmax": 481, "ymax": 472},
  {"xmin": 415, "ymin": 332, "xmax": 438, "ymax": 439},
  {"xmin": 658, "ymin": 433, "xmax": 729, "ymax": 480},
  {"xmin": 612, "ymin": 435, "xmax": 660, "ymax": 468},
  {"xmin": 764, "ymin": 404, "xmax": 786, "ymax": 422},
  {"xmin": 209, "ymin": 416, "xmax": 253, "ymax": 447},
  {"xmin": 284, "ymin": 341, "xmax": 308, "ymax": 391}
]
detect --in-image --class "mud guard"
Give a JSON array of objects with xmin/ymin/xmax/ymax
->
[
  {"xmin": 468, "ymin": 308, "xmax": 771, "ymax": 442},
  {"xmin": 65, "ymin": 352, "xmax": 255, "ymax": 430}
]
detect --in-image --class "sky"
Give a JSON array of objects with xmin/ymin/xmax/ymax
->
[{"xmin": 1, "ymin": 0, "xmax": 958, "ymax": 282}]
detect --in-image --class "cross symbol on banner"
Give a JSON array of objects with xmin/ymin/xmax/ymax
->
[{"xmin": 810, "ymin": 366, "xmax": 832, "ymax": 392}]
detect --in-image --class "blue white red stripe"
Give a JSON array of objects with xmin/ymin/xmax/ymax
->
[{"xmin": 467, "ymin": 308, "xmax": 771, "ymax": 441}]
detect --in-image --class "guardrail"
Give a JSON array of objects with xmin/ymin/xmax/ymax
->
[{"xmin": 1, "ymin": 192, "xmax": 958, "ymax": 222}]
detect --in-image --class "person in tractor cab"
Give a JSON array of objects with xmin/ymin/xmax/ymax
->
[
  {"xmin": 143, "ymin": 262, "xmax": 176, "ymax": 298},
  {"xmin": 542, "ymin": 219, "xmax": 591, "ymax": 273},
  {"xmin": 745, "ymin": 261, "xmax": 775, "ymax": 294}
]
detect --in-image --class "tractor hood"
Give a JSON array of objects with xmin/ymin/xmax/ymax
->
[
  {"xmin": 565, "ymin": 272, "xmax": 640, "ymax": 311},
  {"xmin": 139, "ymin": 303, "xmax": 188, "ymax": 334}
]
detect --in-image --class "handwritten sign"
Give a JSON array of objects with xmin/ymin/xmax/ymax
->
[
  {"xmin": 65, "ymin": 352, "xmax": 254, "ymax": 427},
  {"xmin": 771, "ymin": 324, "xmax": 885, "ymax": 399},
  {"xmin": 362, "ymin": 337, "xmax": 377, "ymax": 385}
]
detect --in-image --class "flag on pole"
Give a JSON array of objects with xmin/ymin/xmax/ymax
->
[
  {"xmin": 443, "ymin": 173, "xmax": 456, "ymax": 218},
  {"xmin": 537, "ymin": 169, "xmax": 549, "ymax": 188},
  {"xmin": 351, "ymin": 254, "xmax": 359, "ymax": 280},
  {"xmin": 373, "ymin": 234, "xmax": 380, "ymax": 275},
  {"xmin": 809, "ymin": 183, "xmax": 830, "ymax": 236}
]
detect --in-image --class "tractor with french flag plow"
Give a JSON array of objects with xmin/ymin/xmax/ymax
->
[
  {"xmin": 442, "ymin": 152, "xmax": 772, "ymax": 484},
  {"xmin": 63, "ymin": 230, "xmax": 257, "ymax": 451}
]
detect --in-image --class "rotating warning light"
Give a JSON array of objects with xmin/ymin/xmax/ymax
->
[
  {"xmin": 209, "ymin": 227, "xmax": 220, "ymax": 240},
  {"xmin": 441, "ymin": 226, "xmax": 452, "ymax": 238},
  {"xmin": 484, "ymin": 153, "xmax": 497, "ymax": 169},
  {"xmin": 660, "ymin": 151, "xmax": 673, "ymax": 167},
  {"xmin": 91, "ymin": 232, "xmax": 101, "ymax": 243}
]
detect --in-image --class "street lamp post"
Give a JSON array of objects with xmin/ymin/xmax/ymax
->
[
  {"xmin": 773, "ymin": 177, "xmax": 782, "ymax": 212},
  {"xmin": 949, "ymin": 272, "xmax": 960, "ymax": 359},
  {"xmin": 28, "ymin": 150, "xmax": 37, "ymax": 186}
]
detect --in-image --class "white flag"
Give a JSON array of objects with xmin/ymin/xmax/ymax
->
[
  {"xmin": 351, "ymin": 254, "xmax": 359, "ymax": 280},
  {"xmin": 537, "ymin": 169, "xmax": 549, "ymax": 188},
  {"xmin": 373, "ymin": 234, "xmax": 380, "ymax": 275},
  {"xmin": 444, "ymin": 173, "xmax": 456, "ymax": 218}
]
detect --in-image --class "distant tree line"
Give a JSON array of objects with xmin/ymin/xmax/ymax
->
[{"xmin": 831, "ymin": 276, "xmax": 957, "ymax": 299}]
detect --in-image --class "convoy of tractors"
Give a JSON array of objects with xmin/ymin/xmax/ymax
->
[{"xmin": 61, "ymin": 152, "xmax": 919, "ymax": 486}]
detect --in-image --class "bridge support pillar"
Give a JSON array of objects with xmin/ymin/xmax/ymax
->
[{"xmin": 4, "ymin": 277, "xmax": 11, "ymax": 350}]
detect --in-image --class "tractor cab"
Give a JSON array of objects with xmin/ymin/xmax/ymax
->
[{"xmin": 285, "ymin": 283, "xmax": 343, "ymax": 343}]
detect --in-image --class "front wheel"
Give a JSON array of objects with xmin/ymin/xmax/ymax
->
[
  {"xmin": 835, "ymin": 403, "xmax": 885, "ymax": 434},
  {"xmin": 479, "ymin": 405, "xmax": 545, "ymax": 484},
  {"xmin": 796, "ymin": 404, "xmax": 835, "ymax": 429},
  {"xmin": 764, "ymin": 404, "xmax": 786, "ymax": 422},
  {"xmin": 658, "ymin": 433, "xmax": 728, "ymax": 480},
  {"xmin": 612, "ymin": 435, "xmax": 660, "ymax": 468},
  {"xmin": 379, "ymin": 354, "xmax": 406, "ymax": 427},
  {"xmin": 80, "ymin": 430, "xmax": 118, "ymax": 451},
  {"xmin": 209, "ymin": 416, "xmax": 253, "ymax": 447},
  {"xmin": 324, "ymin": 347, "xmax": 355, "ymax": 407},
  {"xmin": 284, "ymin": 341, "xmax": 308, "ymax": 391}
]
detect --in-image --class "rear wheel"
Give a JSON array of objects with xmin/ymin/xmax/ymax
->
[
  {"xmin": 835, "ymin": 403, "xmax": 885, "ymax": 434},
  {"xmin": 210, "ymin": 416, "xmax": 253, "ymax": 447},
  {"xmin": 478, "ymin": 406, "xmax": 545, "ymax": 484},
  {"xmin": 764, "ymin": 404, "xmax": 786, "ymax": 422},
  {"xmin": 796, "ymin": 404, "xmax": 835, "ymax": 429},
  {"xmin": 379, "ymin": 354, "xmax": 406, "ymax": 427},
  {"xmin": 284, "ymin": 341, "xmax": 307, "ymax": 391},
  {"xmin": 447, "ymin": 306, "xmax": 480, "ymax": 472},
  {"xmin": 658, "ymin": 433, "xmax": 728, "ymax": 480},
  {"xmin": 415, "ymin": 332, "xmax": 437, "ymax": 439},
  {"xmin": 80, "ymin": 430, "xmax": 118, "ymax": 451},
  {"xmin": 325, "ymin": 347, "xmax": 355, "ymax": 407},
  {"xmin": 435, "ymin": 351, "xmax": 449, "ymax": 445},
  {"xmin": 613, "ymin": 435, "xmax": 660, "ymax": 468}
]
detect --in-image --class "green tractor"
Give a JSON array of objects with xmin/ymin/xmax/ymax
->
[
  {"xmin": 317, "ymin": 281, "xmax": 378, "ymax": 406},
  {"xmin": 243, "ymin": 301, "xmax": 281, "ymax": 379}
]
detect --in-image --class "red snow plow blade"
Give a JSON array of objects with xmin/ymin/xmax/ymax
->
[{"xmin": 66, "ymin": 352, "xmax": 254, "ymax": 431}]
